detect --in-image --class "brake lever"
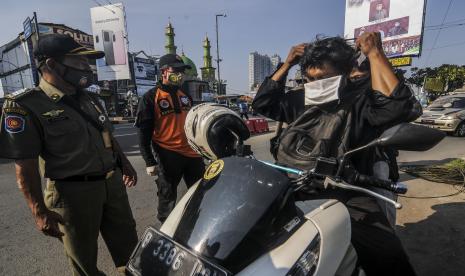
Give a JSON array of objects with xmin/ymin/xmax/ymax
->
[{"xmin": 323, "ymin": 177, "xmax": 402, "ymax": 209}]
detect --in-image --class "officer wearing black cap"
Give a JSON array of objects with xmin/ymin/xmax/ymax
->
[
  {"xmin": 0, "ymin": 34, "xmax": 138, "ymax": 275},
  {"xmin": 135, "ymin": 53, "xmax": 205, "ymax": 222}
]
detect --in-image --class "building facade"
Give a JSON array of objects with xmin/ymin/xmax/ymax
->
[
  {"xmin": 0, "ymin": 22, "xmax": 97, "ymax": 98},
  {"xmin": 248, "ymin": 52, "xmax": 281, "ymax": 91},
  {"xmin": 0, "ymin": 36, "xmax": 35, "ymax": 97},
  {"xmin": 270, "ymin": 54, "xmax": 282, "ymax": 72}
]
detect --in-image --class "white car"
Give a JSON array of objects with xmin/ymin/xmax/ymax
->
[{"xmin": 415, "ymin": 94, "xmax": 465, "ymax": 137}]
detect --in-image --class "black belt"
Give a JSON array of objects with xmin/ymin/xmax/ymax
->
[{"xmin": 52, "ymin": 174, "xmax": 107, "ymax": 182}]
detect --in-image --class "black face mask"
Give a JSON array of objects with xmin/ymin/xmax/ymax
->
[{"xmin": 58, "ymin": 63, "xmax": 95, "ymax": 89}]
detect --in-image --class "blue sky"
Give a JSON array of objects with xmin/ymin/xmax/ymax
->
[{"xmin": 1, "ymin": 0, "xmax": 465, "ymax": 93}]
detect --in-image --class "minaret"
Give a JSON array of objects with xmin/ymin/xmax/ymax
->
[
  {"xmin": 165, "ymin": 22, "xmax": 177, "ymax": 54},
  {"xmin": 200, "ymin": 35, "xmax": 216, "ymax": 82}
]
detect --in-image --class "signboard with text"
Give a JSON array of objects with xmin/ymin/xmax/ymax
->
[
  {"xmin": 38, "ymin": 23, "xmax": 94, "ymax": 48},
  {"xmin": 133, "ymin": 56, "xmax": 157, "ymax": 94},
  {"xmin": 389, "ymin": 56, "xmax": 412, "ymax": 67},
  {"xmin": 23, "ymin": 17, "xmax": 33, "ymax": 39}
]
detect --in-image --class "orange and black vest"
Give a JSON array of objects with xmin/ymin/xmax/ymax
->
[{"xmin": 152, "ymin": 88, "xmax": 199, "ymax": 158}]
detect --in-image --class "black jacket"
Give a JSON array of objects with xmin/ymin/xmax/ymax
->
[{"xmin": 252, "ymin": 74, "xmax": 418, "ymax": 177}]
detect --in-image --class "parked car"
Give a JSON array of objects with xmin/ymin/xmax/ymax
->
[{"xmin": 415, "ymin": 94, "xmax": 465, "ymax": 137}]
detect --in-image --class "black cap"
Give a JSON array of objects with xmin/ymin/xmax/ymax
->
[
  {"xmin": 159, "ymin": 54, "xmax": 191, "ymax": 70},
  {"xmin": 34, "ymin": 34, "xmax": 105, "ymax": 61}
]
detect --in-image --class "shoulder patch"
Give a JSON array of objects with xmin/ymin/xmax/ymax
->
[
  {"xmin": 4, "ymin": 115, "xmax": 26, "ymax": 133},
  {"xmin": 5, "ymin": 88, "xmax": 35, "ymax": 100},
  {"xmin": 2, "ymin": 100, "xmax": 28, "ymax": 115}
]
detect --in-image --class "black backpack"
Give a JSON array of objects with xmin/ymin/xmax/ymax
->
[{"xmin": 274, "ymin": 96, "xmax": 359, "ymax": 171}]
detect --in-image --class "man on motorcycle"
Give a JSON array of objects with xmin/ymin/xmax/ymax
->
[{"xmin": 252, "ymin": 32, "xmax": 418, "ymax": 275}]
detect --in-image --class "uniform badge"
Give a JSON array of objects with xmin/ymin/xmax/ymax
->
[
  {"xmin": 180, "ymin": 96, "xmax": 190, "ymax": 106},
  {"xmin": 4, "ymin": 107, "xmax": 27, "ymax": 116},
  {"xmin": 204, "ymin": 160, "xmax": 224, "ymax": 180},
  {"xmin": 4, "ymin": 115, "xmax": 25, "ymax": 134},
  {"xmin": 51, "ymin": 94, "xmax": 61, "ymax": 101},
  {"xmin": 42, "ymin": 109, "xmax": 65, "ymax": 118},
  {"xmin": 159, "ymin": 99, "xmax": 170, "ymax": 109}
]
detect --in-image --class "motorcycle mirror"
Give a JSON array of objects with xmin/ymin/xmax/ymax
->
[{"xmin": 376, "ymin": 123, "xmax": 445, "ymax": 151}]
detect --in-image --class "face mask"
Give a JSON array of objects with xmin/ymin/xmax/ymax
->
[
  {"xmin": 167, "ymin": 72, "xmax": 185, "ymax": 86},
  {"xmin": 59, "ymin": 63, "xmax": 94, "ymax": 88},
  {"xmin": 304, "ymin": 75, "xmax": 345, "ymax": 106}
]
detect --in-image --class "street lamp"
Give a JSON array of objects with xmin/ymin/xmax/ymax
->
[{"xmin": 215, "ymin": 13, "xmax": 226, "ymax": 95}]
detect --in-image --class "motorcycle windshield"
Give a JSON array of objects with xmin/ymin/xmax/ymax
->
[{"xmin": 173, "ymin": 156, "xmax": 291, "ymax": 268}]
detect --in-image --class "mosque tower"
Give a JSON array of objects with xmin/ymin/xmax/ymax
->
[
  {"xmin": 200, "ymin": 35, "xmax": 216, "ymax": 82},
  {"xmin": 165, "ymin": 22, "xmax": 177, "ymax": 54}
]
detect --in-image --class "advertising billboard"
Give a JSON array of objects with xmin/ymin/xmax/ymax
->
[
  {"xmin": 90, "ymin": 3, "xmax": 130, "ymax": 80},
  {"xmin": 133, "ymin": 56, "xmax": 157, "ymax": 95},
  {"xmin": 345, "ymin": 0, "xmax": 426, "ymax": 57}
]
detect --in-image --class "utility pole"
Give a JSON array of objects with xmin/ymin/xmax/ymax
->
[{"xmin": 215, "ymin": 14, "xmax": 226, "ymax": 95}]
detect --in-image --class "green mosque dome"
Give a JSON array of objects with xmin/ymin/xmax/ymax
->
[{"xmin": 180, "ymin": 53, "xmax": 198, "ymax": 78}]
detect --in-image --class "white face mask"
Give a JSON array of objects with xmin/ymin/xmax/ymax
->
[{"xmin": 304, "ymin": 75, "xmax": 343, "ymax": 106}]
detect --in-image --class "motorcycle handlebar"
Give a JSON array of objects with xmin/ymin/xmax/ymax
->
[{"xmin": 356, "ymin": 174, "xmax": 408, "ymax": 194}]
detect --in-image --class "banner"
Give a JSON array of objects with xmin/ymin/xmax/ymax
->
[
  {"xmin": 90, "ymin": 3, "xmax": 130, "ymax": 81},
  {"xmin": 133, "ymin": 57, "xmax": 157, "ymax": 95},
  {"xmin": 345, "ymin": 0, "xmax": 426, "ymax": 57}
]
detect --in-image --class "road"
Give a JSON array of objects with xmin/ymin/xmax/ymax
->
[{"xmin": 0, "ymin": 123, "xmax": 464, "ymax": 275}]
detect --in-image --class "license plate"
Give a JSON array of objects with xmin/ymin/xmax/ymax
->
[
  {"xmin": 422, "ymin": 119, "xmax": 435, "ymax": 124},
  {"xmin": 127, "ymin": 227, "xmax": 230, "ymax": 276}
]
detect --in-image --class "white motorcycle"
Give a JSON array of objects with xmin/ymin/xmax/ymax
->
[{"xmin": 126, "ymin": 103, "xmax": 444, "ymax": 276}]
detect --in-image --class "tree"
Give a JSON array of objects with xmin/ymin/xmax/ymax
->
[
  {"xmin": 407, "ymin": 67, "xmax": 437, "ymax": 87},
  {"xmin": 436, "ymin": 65, "xmax": 465, "ymax": 92},
  {"xmin": 408, "ymin": 64, "xmax": 465, "ymax": 92}
]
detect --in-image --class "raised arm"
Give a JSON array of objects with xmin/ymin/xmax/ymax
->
[
  {"xmin": 252, "ymin": 44, "xmax": 306, "ymax": 123},
  {"xmin": 356, "ymin": 32, "xmax": 399, "ymax": 96}
]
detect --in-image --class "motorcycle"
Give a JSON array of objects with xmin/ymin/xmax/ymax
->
[{"xmin": 126, "ymin": 123, "xmax": 444, "ymax": 276}]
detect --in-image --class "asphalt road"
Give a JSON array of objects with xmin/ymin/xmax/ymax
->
[{"xmin": 0, "ymin": 123, "xmax": 464, "ymax": 275}]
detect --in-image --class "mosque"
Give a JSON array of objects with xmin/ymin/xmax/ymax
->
[{"xmin": 163, "ymin": 22, "xmax": 219, "ymax": 102}]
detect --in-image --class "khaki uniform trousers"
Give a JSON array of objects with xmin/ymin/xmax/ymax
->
[{"xmin": 44, "ymin": 168, "xmax": 138, "ymax": 276}]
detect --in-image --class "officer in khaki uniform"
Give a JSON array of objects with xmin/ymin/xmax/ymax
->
[{"xmin": 0, "ymin": 34, "xmax": 138, "ymax": 275}]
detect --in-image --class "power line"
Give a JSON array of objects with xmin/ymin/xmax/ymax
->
[
  {"xmin": 423, "ymin": 0, "xmax": 454, "ymax": 66},
  {"xmin": 425, "ymin": 18, "xmax": 465, "ymax": 29},
  {"xmin": 425, "ymin": 40, "xmax": 465, "ymax": 51},
  {"xmin": 425, "ymin": 22, "xmax": 465, "ymax": 31}
]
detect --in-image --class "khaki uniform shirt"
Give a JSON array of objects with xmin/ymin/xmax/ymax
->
[{"xmin": 0, "ymin": 79, "xmax": 115, "ymax": 179}]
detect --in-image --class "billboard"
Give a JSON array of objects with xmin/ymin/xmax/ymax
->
[
  {"xmin": 90, "ymin": 3, "xmax": 130, "ymax": 81},
  {"xmin": 133, "ymin": 57, "xmax": 157, "ymax": 95},
  {"xmin": 345, "ymin": 0, "xmax": 426, "ymax": 57}
]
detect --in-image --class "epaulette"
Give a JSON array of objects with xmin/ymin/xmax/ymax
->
[{"xmin": 5, "ymin": 88, "xmax": 36, "ymax": 100}]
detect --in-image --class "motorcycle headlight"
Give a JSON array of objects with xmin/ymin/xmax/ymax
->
[{"xmin": 287, "ymin": 234, "xmax": 321, "ymax": 276}]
